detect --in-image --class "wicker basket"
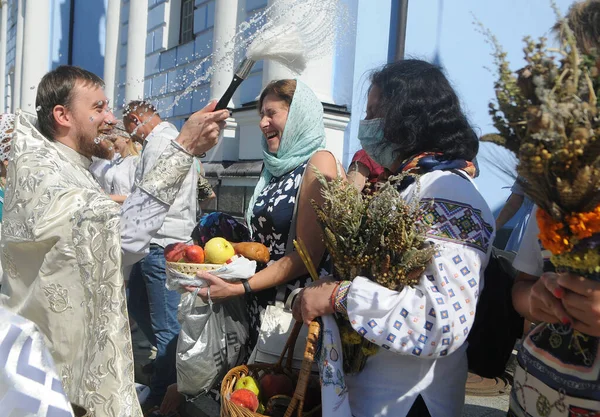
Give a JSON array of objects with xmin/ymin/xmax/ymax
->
[
  {"xmin": 166, "ymin": 261, "xmax": 222, "ymax": 276},
  {"xmin": 221, "ymin": 320, "xmax": 321, "ymax": 417}
]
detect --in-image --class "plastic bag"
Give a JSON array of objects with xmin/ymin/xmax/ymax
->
[{"xmin": 176, "ymin": 291, "xmax": 249, "ymax": 396}]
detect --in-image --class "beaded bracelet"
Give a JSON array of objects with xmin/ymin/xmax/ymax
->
[
  {"xmin": 329, "ymin": 282, "xmax": 341, "ymax": 312},
  {"xmin": 333, "ymin": 280, "xmax": 352, "ymax": 317}
]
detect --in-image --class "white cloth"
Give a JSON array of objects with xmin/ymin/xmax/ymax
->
[
  {"xmin": 106, "ymin": 155, "xmax": 139, "ymax": 195},
  {"xmin": 89, "ymin": 153, "xmax": 120, "ymax": 193},
  {"xmin": 512, "ymin": 206, "xmax": 544, "ymax": 277},
  {"xmin": 134, "ymin": 121, "xmax": 198, "ymax": 247},
  {"xmin": 340, "ymin": 171, "xmax": 495, "ymax": 417},
  {"xmin": 0, "ymin": 111, "xmax": 194, "ymax": 417},
  {"xmin": 0, "ymin": 306, "xmax": 75, "ymax": 417}
]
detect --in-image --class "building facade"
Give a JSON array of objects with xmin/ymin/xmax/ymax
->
[{"xmin": 0, "ymin": 0, "xmax": 401, "ymax": 217}]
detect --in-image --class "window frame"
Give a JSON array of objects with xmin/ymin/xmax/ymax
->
[{"xmin": 179, "ymin": 0, "xmax": 195, "ymax": 45}]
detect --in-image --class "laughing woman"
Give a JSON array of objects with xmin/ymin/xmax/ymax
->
[{"xmin": 191, "ymin": 79, "xmax": 340, "ymax": 348}]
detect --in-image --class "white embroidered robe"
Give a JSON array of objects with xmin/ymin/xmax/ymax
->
[{"xmin": 0, "ymin": 112, "xmax": 193, "ymax": 417}]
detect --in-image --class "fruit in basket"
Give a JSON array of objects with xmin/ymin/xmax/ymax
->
[
  {"xmin": 164, "ymin": 243, "xmax": 186, "ymax": 262},
  {"xmin": 230, "ymin": 388, "xmax": 259, "ymax": 412},
  {"xmin": 204, "ymin": 237, "xmax": 235, "ymax": 264},
  {"xmin": 232, "ymin": 242, "xmax": 270, "ymax": 264},
  {"xmin": 234, "ymin": 376, "xmax": 260, "ymax": 396},
  {"xmin": 184, "ymin": 245, "xmax": 205, "ymax": 263},
  {"xmin": 259, "ymin": 373, "xmax": 294, "ymax": 402}
]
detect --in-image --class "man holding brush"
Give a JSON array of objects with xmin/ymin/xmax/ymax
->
[{"xmin": 0, "ymin": 65, "xmax": 228, "ymax": 417}]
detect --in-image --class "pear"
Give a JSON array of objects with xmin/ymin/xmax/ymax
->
[{"xmin": 234, "ymin": 375, "xmax": 260, "ymax": 397}]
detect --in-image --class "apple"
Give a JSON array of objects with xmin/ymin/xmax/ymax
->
[
  {"xmin": 204, "ymin": 237, "xmax": 235, "ymax": 264},
  {"xmin": 230, "ymin": 389, "xmax": 259, "ymax": 412},
  {"xmin": 164, "ymin": 242, "xmax": 186, "ymax": 262},
  {"xmin": 234, "ymin": 376, "xmax": 260, "ymax": 397},
  {"xmin": 184, "ymin": 245, "xmax": 205, "ymax": 264},
  {"xmin": 259, "ymin": 373, "xmax": 294, "ymax": 402}
]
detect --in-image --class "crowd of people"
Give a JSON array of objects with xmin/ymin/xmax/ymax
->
[{"xmin": 0, "ymin": 2, "xmax": 599, "ymax": 417}]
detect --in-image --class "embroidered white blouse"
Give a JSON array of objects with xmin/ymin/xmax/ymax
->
[{"xmin": 344, "ymin": 171, "xmax": 495, "ymax": 417}]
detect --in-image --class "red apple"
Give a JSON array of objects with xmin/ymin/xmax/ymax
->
[
  {"xmin": 164, "ymin": 243, "xmax": 186, "ymax": 262},
  {"xmin": 230, "ymin": 388, "xmax": 259, "ymax": 412},
  {"xmin": 184, "ymin": 245, "xmax": 205, "ymax": 264},
  {"xmin": 259, "ymin": 373, "xmax": 294, "ymax": 402}
]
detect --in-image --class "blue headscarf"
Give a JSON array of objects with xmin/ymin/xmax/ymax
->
[{"xmin": 245, "ymin": 79, "xmax": 326, "ymax": 230}]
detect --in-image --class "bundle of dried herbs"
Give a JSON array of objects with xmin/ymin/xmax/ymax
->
[
  {"xmin": 312, "ymin": 169, "xmax": 435, "ymax": 373},
  {"xmin": 478, "ymin": 3, "xmax": 600, "ymax": 278}
]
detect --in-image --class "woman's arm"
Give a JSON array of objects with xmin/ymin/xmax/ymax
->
[
  {"xmin": 496, "ymin": 193, "xmax": 524, "ymax": 229},
  {"xmin": 196, "ymin": 150, "xmax": 341, "ymax": 300},
  {"xmin": 347, "ymin": 161, "xmax": 370, "ymax": 192}
]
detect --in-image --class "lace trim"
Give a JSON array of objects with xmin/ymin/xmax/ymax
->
[{"xmin": 138, "ymin": 141, "xmax": 193, "ymax": 205}]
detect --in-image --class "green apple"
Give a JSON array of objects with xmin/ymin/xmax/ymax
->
[{"xmin": 235, "ymin": 376, "xmax": 260, "ymax": 396}]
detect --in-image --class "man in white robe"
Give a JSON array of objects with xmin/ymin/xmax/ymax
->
[{"xmin": 0, "ymin": 66, "xmax": 228, "ymax": 417}]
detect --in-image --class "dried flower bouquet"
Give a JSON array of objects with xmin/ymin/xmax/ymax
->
[{"xmin": 311, "ymin": 169, "xmax": 435, "ymax": 374}]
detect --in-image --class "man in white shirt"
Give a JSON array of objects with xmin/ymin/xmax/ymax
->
[
  {"xmin": 0, "ymin": 66, "xmax": 228, "ymax": 416},
  {"xmin": 123, "ymin": 100, "xmax": 200, "ymax": 409}
]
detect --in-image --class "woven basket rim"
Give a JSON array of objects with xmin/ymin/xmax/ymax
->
[{"xmin": 165, "ymin": 261, "xmax": 223, "ymax": 268}]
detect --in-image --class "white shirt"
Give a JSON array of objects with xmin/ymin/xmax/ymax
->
[
  {"xmin": 345, "ymin": 171, "xmax": 496, "ymax": 417},
  {"xmin": 89, "ymin": 156, "xmax": 113, "ymax": 193},
  {"xmin": 512, "ymin": 205, "xmax": 544, "ymax": 277},
  {"xmin": 134, "ymin": 121, "xmax": 198, "ymax": 247},
  {"xmin": 107, "ymin": 155, "xmax": 140, "ymax": 195}
]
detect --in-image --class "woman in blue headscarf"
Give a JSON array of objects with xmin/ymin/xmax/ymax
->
[{"xmin": 192, "ymin": 79, "xmax": 340, "ymax": 348}]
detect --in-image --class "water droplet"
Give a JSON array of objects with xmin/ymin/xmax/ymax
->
[
  {"xmin": 30, "ymin": 86, "xmax": 36, "ymax": 90},
  {"xmin": 89, "ymin": 117, "xmax": 95, "ymax": 122},
  {"xmin": 36, "ymin": 106, "xmax": 41, "ymax": 111},
  {"xmin": 94, "ymin": 137, "xmax": 101, "ymax": 144}
]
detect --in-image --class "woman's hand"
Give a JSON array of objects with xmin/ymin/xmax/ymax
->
[
  {"xmin": 292, "ymin": 280, "xmax": 338, "ymax": 325},
  {"xmin": 184, "ymin": 271, "xmax": 244, "ymax": 303},
  {"xmin": 559, "ymin": 273, "xmax": 600, "ymax": 336},
  {"xmin": 528, "ymin": 272, "xmax": 571, "ymax": 325}
]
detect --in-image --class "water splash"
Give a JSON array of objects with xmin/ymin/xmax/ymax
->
[
  {"xmin": 246, "ymin": 0, "xmax": 344, "ymax": 73},
  {"xmin": 118, "ymin": 0, "xmax": 348, "ymax": 165}
]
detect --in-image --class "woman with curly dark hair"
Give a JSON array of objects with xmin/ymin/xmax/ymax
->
[{"xmin": 293, "ymin": 60, "xmax": 495, "ymax": 417}]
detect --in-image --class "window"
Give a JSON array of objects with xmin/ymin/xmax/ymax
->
[{"xmin": 180, "ymin": 0, "xmax": 195, "ymax": 44}]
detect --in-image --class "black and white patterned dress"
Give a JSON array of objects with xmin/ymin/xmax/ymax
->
[{"xmin": 247, "ymin": 161, "xmax": 329, "ymax": 349}]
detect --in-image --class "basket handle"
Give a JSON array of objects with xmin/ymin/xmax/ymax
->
[
  {"xmin": 284, "ymin": 320, "xmax": 321, "ymax": 417},
  {"xmin": 275, "ymin": 320, "xmax": 304, "ymax": 371}
]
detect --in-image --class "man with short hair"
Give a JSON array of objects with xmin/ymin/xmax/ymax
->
[
  {"xmin": 0, "ymin": 65, "xmax": 228, "ymax": 416},
  {"xmin": 123, "ymin": 100, "xmax": 201, "ymax": 409}
]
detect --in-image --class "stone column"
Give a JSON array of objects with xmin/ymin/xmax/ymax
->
[
  {"xmin": 124, "ymin": 0, "xmax": 147, "ymax": 101},
  {"xmin": 0, "ymin": 1, "xmax": 8, "ymax": 112},
  {"xmin": 12, "ymin": 0, "xmax": 24, "ymax": 111},
  {"xmin": 103, "ymin": 0, "xmax": 121, "ymax": 106},
  {"xmin": 210, "ymin": 0, "xmax": 238, "ymax": 105},
  {"xmin": 20, "ymin": 0, "xmax": 51, "ymax": 111}
]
